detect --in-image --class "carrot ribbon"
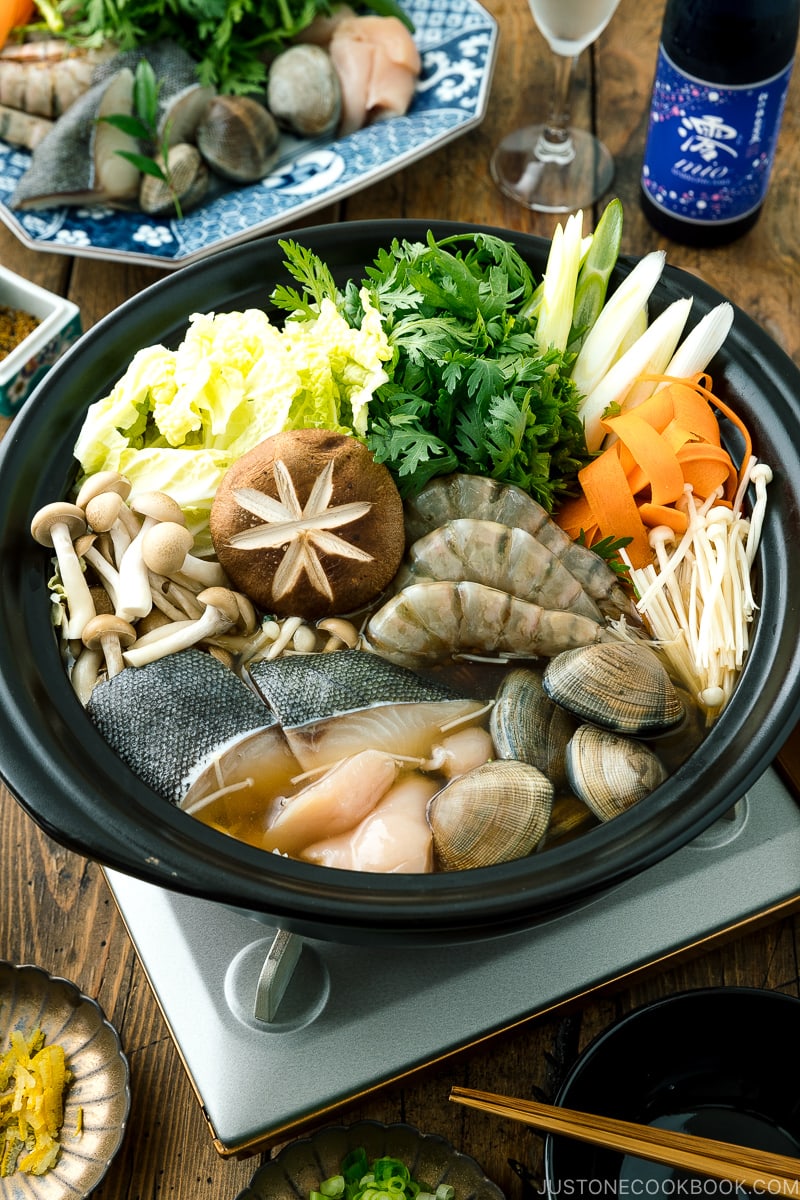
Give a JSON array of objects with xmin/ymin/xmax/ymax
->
[{"xmin": 557, "ymin": 375, "xmax": 751, "ymax": 569}]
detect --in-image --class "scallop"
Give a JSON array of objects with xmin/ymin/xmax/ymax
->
[
  {"xmin": 490, "ymin": 667, "xmax": 577, "ymax": 792},
  {"xmin": 565, "ymin": 724, "xmax": 668, "ymax": 821},
  {"xmin": 267, "ymin": 44, "xmax": 342, "ymax": 136},
  {"xmin": 426, "ymin": 760, "xmax": 553, "ymax": 871},
  {"xmin": 196, "ymin": 94, "xmax": 280, "ymax": 183},
  {"xmin": 543, "ymin": 641, "xmax": 684, "ymax": 735}
]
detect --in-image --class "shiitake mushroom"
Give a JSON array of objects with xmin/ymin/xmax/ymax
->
[{"xmin": 209, "ymin": 429, "xmax": 405, "ymax": 619}]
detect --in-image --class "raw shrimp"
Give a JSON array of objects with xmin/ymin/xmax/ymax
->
[
  {"xmin": 0, "ymin": 40, "xmax": 111, "ymax": 118},
  {"xmin": 365, "ymin": 580, "xmax": 612, "ymax": 668},
  {"xmin": 0, "ymin": 102, "xmax": 51, "ymax": 149},
  {"xmin": 403, "ymin": 473, "xmax": 637, "ymax": 621},
  {"xmin": 396, "ymin": 518, "xmax": 604, "ymax": 623}
]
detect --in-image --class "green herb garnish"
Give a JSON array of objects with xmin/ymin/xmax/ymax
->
[
  {"xmin": 576, "ymin": 532, "xmax": 633, "ymax": 577},
  {"xmin": 55, "ymin": 0, "xmax": 413, "ymax": 95},
  {"xmin": 310, "ymin": 1150, "xmax": 455, "ymax": 1200},
  {"xmin": 97, "ymin": 59, "xmax": 185, "ymax": 219},
  {"xmin": 274, "ymin": 231, "xmax": 593, "ymax": 506}
]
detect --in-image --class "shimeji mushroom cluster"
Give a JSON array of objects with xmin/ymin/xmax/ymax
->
[{"xmin": 30, "ymin": 472, "xmax": 362, "ymax": 705}]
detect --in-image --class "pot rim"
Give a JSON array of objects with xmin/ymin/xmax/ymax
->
[{"xmin": 1, "ymin": 218, "xmax": 799, "ymax": 945}]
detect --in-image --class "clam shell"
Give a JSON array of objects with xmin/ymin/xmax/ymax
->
[
  {"xmin": 538, "ymin": 793, "xmax": 598, "ymax": 849},
  {"xmin": 565, "ymin": 724, "xmax": 668, "ymax": 821},
  {"xmin": 196, "ymin": 95, "xmax": 280, "ymax": 183},
  {"xmin": 267, "ymin": 44, "xmax": 342, "ymax": 136},
  {"xmin": 427, "ymin": 759, "xmax": 553, "ymax": 870},
  {"xmin": 543, "ymin": 641, "xmax": 684, "ymax": 734},
  {"xmin": 160, "ymin": 83, "xmax": 216, "ymax": 145},
  {"xmin": 490, "ymin": 666, "xmax": 577, "ymax": 791},
  {"xmin": 139, "ymin": 142, "xmax": 208, "ymax": 215}
]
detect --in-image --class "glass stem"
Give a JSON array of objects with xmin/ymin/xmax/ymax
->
[{"xmin": 536, "ymin": 52, "xmax": 578, "ymax": 163}]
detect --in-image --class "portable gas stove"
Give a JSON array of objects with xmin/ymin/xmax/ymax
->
[{"xmin": 104, "ymin": 751, "xmax": 800, "ymax": 1160}]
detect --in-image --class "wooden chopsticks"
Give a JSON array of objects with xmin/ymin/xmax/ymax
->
[{"xmin": 449, "ymin": 1086, "xmax": 800, "ymax": 1195}]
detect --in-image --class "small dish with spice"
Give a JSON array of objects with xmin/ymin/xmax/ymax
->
[
  {"xmin": 0, "ymin": 265, "xmax": 81, "ymax": 418},
  {"xmin": 0, "ymin": 961, "xmax": 129, "ymax": 1196}
]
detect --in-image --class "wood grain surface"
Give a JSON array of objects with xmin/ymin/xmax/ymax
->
[{"xmin": 1, "ymin": 0, "xmax": 800, "ymax": 1195}]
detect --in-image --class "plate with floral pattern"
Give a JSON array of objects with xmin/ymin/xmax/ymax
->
[{"xmin": 0, "ymin": 0, "xmax": 497, "ymax": 270}]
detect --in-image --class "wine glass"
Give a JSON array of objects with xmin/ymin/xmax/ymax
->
[{"xmin": 490, "ymin": 0, "xmax": 622, "ymax": 213}]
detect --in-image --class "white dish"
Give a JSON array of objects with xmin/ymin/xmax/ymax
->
[
  {"xmin": 0, "ymin": 265, "xmax": 81, "ymax": 416},
  {"xmin": 0, "ymin": 0, "xmax": 498, "ymax": 271}
]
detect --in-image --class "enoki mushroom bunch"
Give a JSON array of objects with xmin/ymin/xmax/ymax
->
[{"xmin": 617, "ymin": 459, "xmax": 772, "ymax": 723}]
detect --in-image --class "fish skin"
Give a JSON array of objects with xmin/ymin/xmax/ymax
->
[
  {"xmin": 87, "ymin": 648, "xmax": 273, "ymax": 805},
  {"xmin": 92, "ymin": 39, "xmax": 202, "ymax": 93},
  {"xmin": 92, "ymin": 39, "xmax": 209, "ymax": 135},
  {"xmin": 10, "ymin": 74, "xmax": 109, "ymax": 209},
  {"xmin": 247, "ymin": 648, "xmax": 466, "ymax": 729}
]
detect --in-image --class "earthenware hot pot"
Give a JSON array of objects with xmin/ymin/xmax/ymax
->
[{"xmin": 1, "ymin": 220, "xmax": 799, "ymax": 946}]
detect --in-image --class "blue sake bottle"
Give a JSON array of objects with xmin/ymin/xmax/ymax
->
[{"xmin": 640, "ymin": 0, "xmax": 800, "ymax": 245}]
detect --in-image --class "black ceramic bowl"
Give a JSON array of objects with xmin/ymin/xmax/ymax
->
[
  {"xmin": 545, "ymin": 987, "xmax": 800, "ymax": 1191},
  {"xmin": 1, "ymin": 220, "xmax": 800, "ymax": 946}
]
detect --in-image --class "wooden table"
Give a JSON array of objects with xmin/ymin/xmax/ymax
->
[{"xmin": 2, "ymin": 0, "xmax": 800, "ymax": 1194}]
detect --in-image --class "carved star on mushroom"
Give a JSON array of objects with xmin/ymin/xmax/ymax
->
[{"xmin": 228, "ymin": 457, "xmax": 374, "ymax": 601}]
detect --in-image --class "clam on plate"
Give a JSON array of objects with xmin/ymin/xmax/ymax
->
[
  {"xmin": 236, "ymin": 1120, "xmax": 506, "ymax": 1200},
  {"xmin": 0, "ymin": 0, "xmax": 497, "ymax": 270},
  {"xmin": 0, "ymin": 962, "xmax": 129, "ymax": 1198}
]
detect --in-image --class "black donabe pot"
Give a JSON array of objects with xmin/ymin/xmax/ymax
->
[{"xmin": 1, "ymin": 220, "xmax": 799, "ymax": 947}]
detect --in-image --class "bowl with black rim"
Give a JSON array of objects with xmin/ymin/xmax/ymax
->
[
  {"xmin": 544, "ymin": 987, "xmax": 800, "ymax": 1193},
  {"xmin": 0, "ymin": 219, "xmax": 799, "ymax": 946}
]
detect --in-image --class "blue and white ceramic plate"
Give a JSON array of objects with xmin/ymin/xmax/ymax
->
[{"xmin": 0, "ymin": 0, "xmax": 497, "ymax": 270}]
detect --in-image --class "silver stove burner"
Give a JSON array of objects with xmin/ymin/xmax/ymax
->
[{"xmin": 104, "ymin": 766, "xmax": 800, "ymax": 1157}]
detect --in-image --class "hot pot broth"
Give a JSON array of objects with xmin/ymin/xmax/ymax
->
[{"xmin": 178, "ymin": 647, "xmax": 706, "ymax": 871}]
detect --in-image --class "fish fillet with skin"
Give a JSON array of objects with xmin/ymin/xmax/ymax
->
[
  {"xmin": 11, "ymin": 68, "xmax": 140, "ymax": 209},
  {"xmin": 247, "ymin": 649, "xmax": 486, "ymax": 772},
  {"xmin": 11, "ymin": 40, "xmax": 211, "ymax": 210},
  {"xmin": 87, "ymin": 648, "xmax": 273, "ymax": 805}
]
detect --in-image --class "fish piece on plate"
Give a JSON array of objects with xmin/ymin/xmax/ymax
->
[
  {"xmin": 92, "ymin": 40, "xmax": 215, "ymax": 145},
  {"xmin": 10, "ymin": 40, "xmax": 213, "ymax": 210},
  {"xmin": 327, "ymin": 14, "xmax": 421, "ymax": 135},
  {"xmin": 87, "ymin": 648, "xmax": 273, "ymax": 805},
  {"xmin": 11, "ymin": 67, "xmax": 140, "ymax": 210}
]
